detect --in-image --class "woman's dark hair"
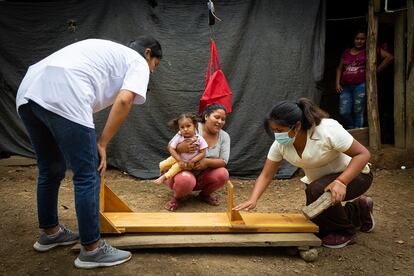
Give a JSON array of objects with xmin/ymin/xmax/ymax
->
[
  {"xmin": 200, "ymin": 104, "xmax": 227, "ymax": 123},
  {"xmin": 353, "ymin": 28, "xmax": 367, "ymax": 39},
  {"xmin": 168, "ymin": 113, "xmax": 199, "ymax": 131},
  {"xmin": 264, "ymin": 97, "xmax": 329, "ymax": 137},
  {"xmin": 128, "ymin": 35, "xmax": 162, "ymax": 59}
]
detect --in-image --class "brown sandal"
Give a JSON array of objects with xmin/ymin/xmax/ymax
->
[
  {"xmin": 198, "ymin": 194, "xmax": 220, "ymax": 206},
  {"xmin": 164, "ymin": 197, "xmax": 178, "ymax": 211}
]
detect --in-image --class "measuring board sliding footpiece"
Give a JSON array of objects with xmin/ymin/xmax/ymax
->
[{"xmin": 302, "ymin": 191, "xmax": 333, "ymax": 219}]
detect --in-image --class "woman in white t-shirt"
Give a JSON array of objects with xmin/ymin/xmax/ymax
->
[
  {"xmin": 234, "ymin": 98, "xmax": 374, "ymax": 249},
  {"xmin": 16, "ymin": 36, "xmax": 162, "ymax": 268}
]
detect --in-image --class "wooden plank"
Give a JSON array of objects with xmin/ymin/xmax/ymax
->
[
  {"xmin": 373, "ymin": 0, "xmax": 381, "ymax": 13},
  {"xmin": 348, "ymin": 127, "xmax": 369, "ymax": 146},
  {"xmin": 99, "ymin": 177, "xmax": 105, "ymax": 212},
  {"xmin": 72, "ymin": 233, "xmax": 321, "ymax": 251},
  {"xmin": 394, "ymin": 12, "xmax": 406, "ymax": 148},
  {"xmin": 103, "ymin": 212, "xmax": 318, "ymax": 233},
  {"xmin": 366, "ymin": 0, "xmax": 381, "ymax": 150},
  {"xmin": 407, "ymin": 0, "xmax": 414, "ymax": 148}
]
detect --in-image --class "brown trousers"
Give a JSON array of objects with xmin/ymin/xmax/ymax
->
[{"xmin": 305, "ymin": 172, "xmax": 373, "ymax": 236}]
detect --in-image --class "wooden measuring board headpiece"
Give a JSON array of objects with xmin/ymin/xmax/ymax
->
[
  {"xmin": 226, "ymin": 181, "xmax": 244, "ymax": 224},
  {"xmin": 227, "ymin": 180, "xmax": 251, "ymax": 228}
]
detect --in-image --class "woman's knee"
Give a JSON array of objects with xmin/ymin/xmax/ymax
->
[
  {"xmin": 202, "ymin": 167, "xmax": 229, "ymax": 187},
  {"xmin": 339, "ymin": 104, "xmax": 351, "ymax": 116},
  {"xmin": 213, "ymin": 167, "xmax": 229, "ymax": 183},
  {"xmin": 345, "ymin": 172, "xmax": 373, "ymax": 200},
  {"xmin": 305, "ymin": 182, "xmax": 326, "ymax": 204},
  {"xmin": 172, "ymin": 171, "xmax": 196, "ymax": 196},
  {"xmin": 305, "ymin": 185, "xmax": 317, "ymax": 202},
  {"xmin": 198, "ymin": 167, "xmax": 229, "ymax": 191},
  {"xmin": 353, "ymin": 99, "xmax": 365, "ymax": 113},
  {"xmin": 39, "ymin": 161, "xmax": 66, "ymax": 182}
]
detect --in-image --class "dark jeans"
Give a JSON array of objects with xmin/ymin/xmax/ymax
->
[
  {"xmin": 305, "ymin": 171, "xmax": 373, "ymax": 237},
  {"xmin": 18, "ymin": 101, "xmax": 100, "ymax": 245}
]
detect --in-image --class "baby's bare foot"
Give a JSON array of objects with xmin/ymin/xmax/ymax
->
[{"xmin": 153, "ymin": 174, "xmax": 166, "ymax": 185}]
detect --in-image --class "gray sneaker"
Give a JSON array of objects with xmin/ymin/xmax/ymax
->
[
  {"xmin": 74, "ymin": 240, "xmax": 132, "ymax": 269},
  {"xmin": 33, "ymin": 224, "xmax": 79, "ymax": 252}
]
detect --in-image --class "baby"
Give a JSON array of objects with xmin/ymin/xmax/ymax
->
[{"xmin": 153, "ymin": 113, "xmax": 208, "ymax": 184}]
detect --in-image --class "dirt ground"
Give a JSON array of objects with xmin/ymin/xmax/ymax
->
[{"xmin": 0, "ymin": 146, "xmax": 413, "ymax": 276}]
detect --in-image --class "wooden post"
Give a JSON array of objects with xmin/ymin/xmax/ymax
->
[
  {"xmin": 394, "ymin": 12, "xmax": 406, "ymax": 148},
  {"xmin": 366, "ymin": 0, "xmax": 381, "ymax": 150},
  {"xmin": 373, "ymin": 0, "xmax": 381, "ymax": 13},
  {"xmin": 406, "ymin": 0, "xmax": 414, "ymax": 148}
]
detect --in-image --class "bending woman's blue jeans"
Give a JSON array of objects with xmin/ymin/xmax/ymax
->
[
  {"xmin": 18, "ymin": 101, "xmax": 100, "ymax": 245},
  {"xmin": 339, "ymin": 83, "xmax": 366, "ymax": 129}
]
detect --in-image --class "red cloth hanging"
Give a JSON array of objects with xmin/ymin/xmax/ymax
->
[{"xmin": 198, "ymin": 39, "xmax": 232, "ymax": 114}]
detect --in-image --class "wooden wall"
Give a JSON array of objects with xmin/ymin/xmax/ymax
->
[{"xmin": 406, "ymin": 0, "xmax": 414, "ymax": 148}]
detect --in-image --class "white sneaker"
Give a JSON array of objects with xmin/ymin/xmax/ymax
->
[
  {"xmin": 33, "ymin": 224, "xmax": 79, "ymax": 252},
  {"xmin": 74, "ymin": 240, "xmax": 131, "ymax": 269}
]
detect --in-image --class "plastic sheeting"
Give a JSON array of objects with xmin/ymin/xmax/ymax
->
[{"xmin": 0, "ymin": 0, "xmax": 325, "ymax": 178}]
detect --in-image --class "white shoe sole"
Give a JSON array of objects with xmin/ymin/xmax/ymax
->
[
  {"xmin": 322, "ymin": 238, "xmax": 354, "ymax": 249},
  {"xmin": 74, "ymin": 254, "xmax": 132, "ymax": 269},
  {"xmin": 361, "ymin": 197, "xmax": 375, "ymax": 233},
  {"xmin": 33, "ymin": 240, "xmax": 78, "ymax": 252},
  {"xmin": 364, "ymin": 211, "xmax": 375, "ymax": 233}
]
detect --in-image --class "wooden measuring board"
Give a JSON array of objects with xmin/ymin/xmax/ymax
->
[
  {"xmin": 99, "ymin": 179, "xmax": 318, "ymax": 234},
  {"xmin": 103, "ymin": 212, "xmax": 318, "ymax": 233},
  {"xmin": 93, "ymin": 179, "xmax": 321, "ymax": 261}
]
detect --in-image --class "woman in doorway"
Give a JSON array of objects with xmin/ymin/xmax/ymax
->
[{"xmin": 335, "ymin": 28, "xmax": 393, "ymax": 129}]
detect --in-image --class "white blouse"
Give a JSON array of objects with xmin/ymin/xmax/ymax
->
[{"xmin": 267, "ymin": 118, "xmax": 370, "ymax": 184}]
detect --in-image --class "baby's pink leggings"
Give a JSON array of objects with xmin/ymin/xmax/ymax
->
[{"xmin": 165, "ymin": 167, "xmax": 229, "ymax": 198}]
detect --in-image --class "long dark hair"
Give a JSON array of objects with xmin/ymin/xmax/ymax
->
[
  {"xmin": 353, "ymin": 27, "xmax": 367, "ymax": 39},
  {"xmin": 128, "ymin": 35, "xmax": 162, "ymax": 59},
  {"xmin": 168, "ymin": 113, "xmax": 199, "ymax": 131},
  {"xmin": 200, "ymin": 104, "xmax": 227, "ymax": 123},
  {"xmin": 264, "ymin": 98, "xmax": 329, "ymax": 137}
]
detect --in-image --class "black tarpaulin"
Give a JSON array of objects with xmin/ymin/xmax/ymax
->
[{"xmin": 0, "ymin": 0, "xmax": 325, "ymax": 178}]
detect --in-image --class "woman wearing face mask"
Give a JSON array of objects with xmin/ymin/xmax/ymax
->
[{"xmin": 234, "ymin": 98, "xmax": 374, "ymax": 249}]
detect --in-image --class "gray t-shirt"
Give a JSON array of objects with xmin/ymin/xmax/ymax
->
[{"xmin": 198, "ymin": 123, "xmax": 231, "ymax": 164}]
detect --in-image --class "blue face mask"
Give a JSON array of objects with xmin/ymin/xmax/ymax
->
[{"xmin": 274, "ymin": 127, "xmax": 295, "ymax": 145}]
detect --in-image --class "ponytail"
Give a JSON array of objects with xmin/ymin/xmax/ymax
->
[
  {"xmin": 264, "ymin": 97, "xmax": 328, "ymax": 136},
  {"xmin": 168, "ymin": 113, "xmax": 199, "ymax": 131},
  {"xmin": 296, "ymin": 98, "xmax": 329, "ymax": 130}
]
